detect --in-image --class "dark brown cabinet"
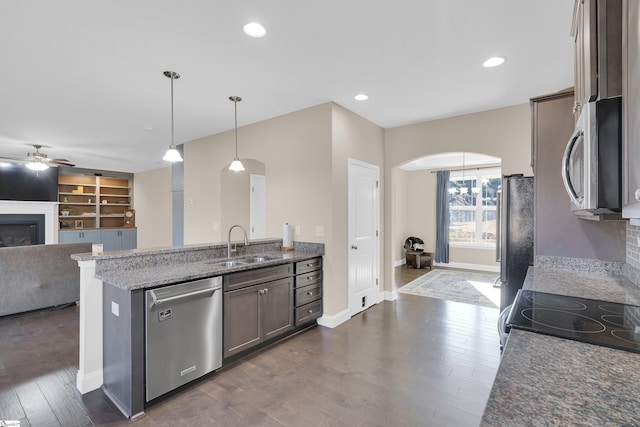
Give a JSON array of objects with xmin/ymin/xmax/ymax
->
[
  {"xmin": 622, "ymin": 0, "xmax": 640, "ymax": 217},
  {"xmin": 572, "ymin": 0, "xmax": 622, "ymax": 117},
  {"xmin": 223, "ymin": 266, "xmax": 293, "ymax": 358},
  {"xmin": 294, "ymin": 257, "xmax": 323, "ymax": 325}
]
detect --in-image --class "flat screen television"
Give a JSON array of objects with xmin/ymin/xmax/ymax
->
[{"xmin": 0, "ymin": 164, "xmax": 58, "ymax": 202}]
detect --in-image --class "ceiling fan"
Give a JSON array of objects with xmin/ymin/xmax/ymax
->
[{"xmin": 0, "ymin": 144, "xmax": 75, "ymax": 170}]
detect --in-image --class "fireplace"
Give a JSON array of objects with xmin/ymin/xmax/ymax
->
[{"xmin": 0, "ymin": 214, "xmax": 45, "ymax": 247}]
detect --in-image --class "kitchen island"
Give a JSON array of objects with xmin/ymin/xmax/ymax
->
[
  {"xmin": 71, "ymin": 238, "xmax": 324, "ymax": 418},
  {"xmin": 481, "ymin": 264, "xmax": 640, "ymax": 425}
]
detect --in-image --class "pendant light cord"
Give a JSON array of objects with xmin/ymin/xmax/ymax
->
[
  {"xmin": 234, "ymin": 99, "xmax": 238, "ymax": 158},
  {"xmin": 170, "ymin": 75, "xmax": 175, "ymax": 148}
]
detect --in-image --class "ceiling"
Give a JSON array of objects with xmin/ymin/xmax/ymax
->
[{"xmin": 0, "ymin": 0, "xmax": 575, "ymax": 173}]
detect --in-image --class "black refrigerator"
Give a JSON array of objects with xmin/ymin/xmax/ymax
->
[{"xmin": 496, "ymin": 174, "xmax": 534, "ymax": 313}]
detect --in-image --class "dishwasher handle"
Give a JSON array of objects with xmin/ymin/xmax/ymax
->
[{"xmin": 149, "ymin": 286, "xmax": 219, "ymax": 306}]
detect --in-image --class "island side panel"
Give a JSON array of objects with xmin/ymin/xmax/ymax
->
[{"xmin": 102, "ymin": 284, "xmax": 145, "ymax": 418}]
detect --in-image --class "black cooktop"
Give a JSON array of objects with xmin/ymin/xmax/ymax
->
[{"xmin": 507, "ymin": 290, "xmax": 640, "ymax": 354}]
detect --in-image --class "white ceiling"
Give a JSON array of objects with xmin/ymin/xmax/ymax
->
[{"xmin": 0, "ymin": 0, "xmax": 575, "ymax": 173}]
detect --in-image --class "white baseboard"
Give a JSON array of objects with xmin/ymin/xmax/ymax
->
[
  {"xmin": 383, "ymin": 291, "xmax": 397, "ymax": 301},
  {"xmin": 433, "ymin": 261, "xmax": 500, "ymax": 273},
  {"xmin": 76, "ymin": 368, "xmax": 103, "ymax": 394},
  {"xmin": 317, "ymin": 309, "xmax": 350, "ymax": 329},
  {"xmin": 394, "ymin": 258, "xmax": 406, "ymax": 267}
]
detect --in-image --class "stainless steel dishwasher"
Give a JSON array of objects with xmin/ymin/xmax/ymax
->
[{"xmin": 145, "ymin": 276, "xmax": 222, "ymax": 401}]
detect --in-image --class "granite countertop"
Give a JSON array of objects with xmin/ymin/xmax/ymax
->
[
  {"xmin": 481, "ymin": 266, "xmax": 640, "ymax": 425},
  {"xmin": 74, "ymin": 239, "xmax": 324, "ymax": 291}
]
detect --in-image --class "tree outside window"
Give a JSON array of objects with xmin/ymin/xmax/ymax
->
[{"xmin": 448, "ymin": 168, "xmax": 501, "ymax": 246}]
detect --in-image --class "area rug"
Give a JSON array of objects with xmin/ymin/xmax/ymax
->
[{"xmin": 397, "ymin": 269, "xmax": 500, "ymax": 309}]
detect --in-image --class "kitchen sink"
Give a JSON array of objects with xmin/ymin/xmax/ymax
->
[
  {"xmin": 241, "ymin": 256, "xmax": 276, "ymax": 263},
  {"xmin": 209, "ymin": 260, "xmax": 248, "ymax": 268},
  {"xmin": 208, "ymin": 255, "xmax": 278, "ymax": 269}
]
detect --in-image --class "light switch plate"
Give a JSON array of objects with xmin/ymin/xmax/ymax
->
[
  {"xmin": 315, "ymin": 226, "xmax": 325, "ymax": 237},
  {"xmin": 295, "ymin": 225, "xmax": 301, "ymax": 236},
  {"xmin": 111, "ymin": 301, "xmax": 119, "ymax": 317}
]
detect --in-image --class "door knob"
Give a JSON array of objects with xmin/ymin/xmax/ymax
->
[{"xmin": 351, "ymin": 245, "xmax": 358, "ymax": 250}]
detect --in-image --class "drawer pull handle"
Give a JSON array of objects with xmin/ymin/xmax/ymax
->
[
  {"xmin": 307, "ymin": 263, "xmax": 313, "ymax": 267},
  {"xmin": 308, "ymin": 309, "xmax": 313, "ymax": 313},
  {"xmin": 307, "ymin": 276, "xmax": 312, "ymax": 280},
  {"xmin": 307, "ymin": 291, "xmax": 313, "ymax": 295}
]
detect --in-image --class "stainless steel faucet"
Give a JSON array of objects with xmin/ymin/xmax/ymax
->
[{"xmin": 227, "ymin": 224, "xmax": 249, "ymax": 257}]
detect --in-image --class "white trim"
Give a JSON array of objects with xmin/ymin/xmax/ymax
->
[
  {"xmin": 433, "ymin": 261, "xmax": 500, "ymax": 273},
  {"xmin": 450, "ymin": 242, "xmax": 496, "ymax": 250},
  {"xmin": 393, "ymin": 258, "xmax": 406, "ymax": 267},
  {"xmin": 383, "ymin": 291, "xmax": 398, "ymax": 301},
  {"xmin": 76, "ymin": 259, "xmax": 103, "ymax": 394},
  {"xmin": 317, "ymin": 309, "xmax": 350, "ymax": 329},
  {"xmin": 76, "ymin": 368, "xmax": 103, "ymax": 394},
  {"xmin": 0, "ymin": 200, "xmax": 59, "ymax": 244}
]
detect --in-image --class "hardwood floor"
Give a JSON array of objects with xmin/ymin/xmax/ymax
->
[{"xmin": 0, "ymin": 275, "xmax": 500, "ymax": 426}]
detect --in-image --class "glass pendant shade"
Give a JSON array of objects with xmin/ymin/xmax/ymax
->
[
  {"xmin": 229, "ymin": 159, "xmax": 245, "ymax": 172},
  {"xmin": 163, "ymin": 146, "xmax": 183, "ymax": 162}
]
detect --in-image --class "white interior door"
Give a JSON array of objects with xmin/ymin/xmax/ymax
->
[
  {"xmin": 250, "ymin": 174, "xmax": 266, "ymax": 239},
  {"xmin": 348, "ymin": 159, "xmax": 380, "ymax": 317}
]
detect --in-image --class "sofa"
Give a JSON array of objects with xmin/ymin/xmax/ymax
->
[{"xmin": 0, "ymin": 242, "xmax": 92, "ymax": 316}]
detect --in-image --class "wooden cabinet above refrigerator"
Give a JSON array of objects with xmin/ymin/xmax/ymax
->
[{"xmin": 571, "ymin": 0, "xmax": 622, "ymax": 118}]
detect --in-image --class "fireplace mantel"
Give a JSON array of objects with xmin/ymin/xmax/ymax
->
[{"xmin": 0, "ymin": 201, "xmax": 58, "ymax": 244}]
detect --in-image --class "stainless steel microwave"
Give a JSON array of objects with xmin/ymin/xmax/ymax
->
[{"xmin": 561, "ymin": 97, "xmax": 622, "ymax": 214}]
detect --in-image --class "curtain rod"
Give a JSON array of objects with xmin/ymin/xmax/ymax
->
[{"xmin": 429, "ymin": 164, "xmax": 501, "ymax": 174}]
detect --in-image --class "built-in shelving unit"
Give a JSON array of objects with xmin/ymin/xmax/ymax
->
[{"xmin": 58, "ymin": 167, "xmax": 134, "ymax": 230}]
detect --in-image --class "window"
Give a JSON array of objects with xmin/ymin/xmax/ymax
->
[{"xmin": 448, "ymin": 168, "xmax": 501, "ymax": 247}]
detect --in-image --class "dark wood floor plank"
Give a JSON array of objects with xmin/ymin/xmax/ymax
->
[
  {"xmin": 13, "ymin": 381, "xmax": 61, "ymax": 427},
  {"xmin": 36, "ymin": 372, "xmax": 90, "ymax": 427},
  {"xmin": 0, "ymin": 378, "xmax": 25, "ymax": 421}
]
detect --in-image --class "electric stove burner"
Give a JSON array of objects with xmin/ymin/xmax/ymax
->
[
  {"xmin": 611, "ymin": 330, "xmax": 640, "ymax": 345},
  {"xmin": 508, "ymin": 290, "xmax": 640, "ymax": 354},
  {"xmin": 601, "ymin": 315, "xmax": 625, "ymax": 328},
  {"xmin": 520, "ymin": 308, "xmax": 606, "ymax": 333},
  {"xmin": 523, "ymin": 292, "xmax": 587, "ymax": 310},
  {"xmin": 599, "ymin": 304, "xmax": 624, "ymax": 315}
]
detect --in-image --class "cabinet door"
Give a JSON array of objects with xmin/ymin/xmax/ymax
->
[
  {"xmin": 101, "ymin": 229, "xmax": 120, "ymax": 251},
  {"xmin": 224, "ymin": 285, "xmax": 260, "ymax": 358},
  {"xmin": 623, "ymin": 0, "xmax": 640, "ymax": 217},
  {"xmin": 120, "ymin": 229, "xmax": 137, "ymax": 250},
  {"xmin": 261, "ymin": 277, "xmax": 293, "ymax": 340},
  {"xmin": 59, "ymin": 230, "xmax": 100, "ymax": 244},
  {"xmin": 574, "ymin": 0, "xmax": 598, "ymax": 112},
  {"xmin": 59, "ymin": 230, "xmax": 83, "ymax": 244}
]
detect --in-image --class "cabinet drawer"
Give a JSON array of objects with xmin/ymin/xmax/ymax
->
[
  {"xmin": 295, "ymin": 282, "xmax": 322, "ymax": 307},
  {"xmin": 295, "ymin": 257, "xmax": 322, "ymax": 274},
  {"xmin": 224, "ymin": 263, "xmax": 293, "ymax": 292},
  {"xmin": 295, "ymin": 270, "xmax": 323, "ymax": 288},
  {"xmin": 295, "ymin": 300, "xmax": 322, "ymax": 325}
]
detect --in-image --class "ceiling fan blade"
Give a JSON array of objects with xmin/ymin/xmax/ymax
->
[{"xmin": 49, "ymin": 158, "xmax": 75, "ymax": 167}]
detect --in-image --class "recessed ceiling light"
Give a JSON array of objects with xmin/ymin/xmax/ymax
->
[
  {"xmin": 483, "ymin": 56, "xmax": 506, "ymax": 68},
  {"xmin": 354, "ymin": 94, "xmax": 369, "ymax": 101},
  {"xmin": 243, "ymin": 22, "xmax": 267, "ymax": 38}
]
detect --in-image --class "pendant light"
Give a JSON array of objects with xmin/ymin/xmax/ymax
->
[
  {"xmin": 228, "ymin": 96, "xmax": 245, "ymax": 172},
  {"xmin": 162, "ymin": 71, "xmax": 183, "ymax": 163}
]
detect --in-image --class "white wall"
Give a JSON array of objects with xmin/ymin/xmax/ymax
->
[{"xmin": 133, "ymin": 166, "xmax": 172, "ymax": 249}]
